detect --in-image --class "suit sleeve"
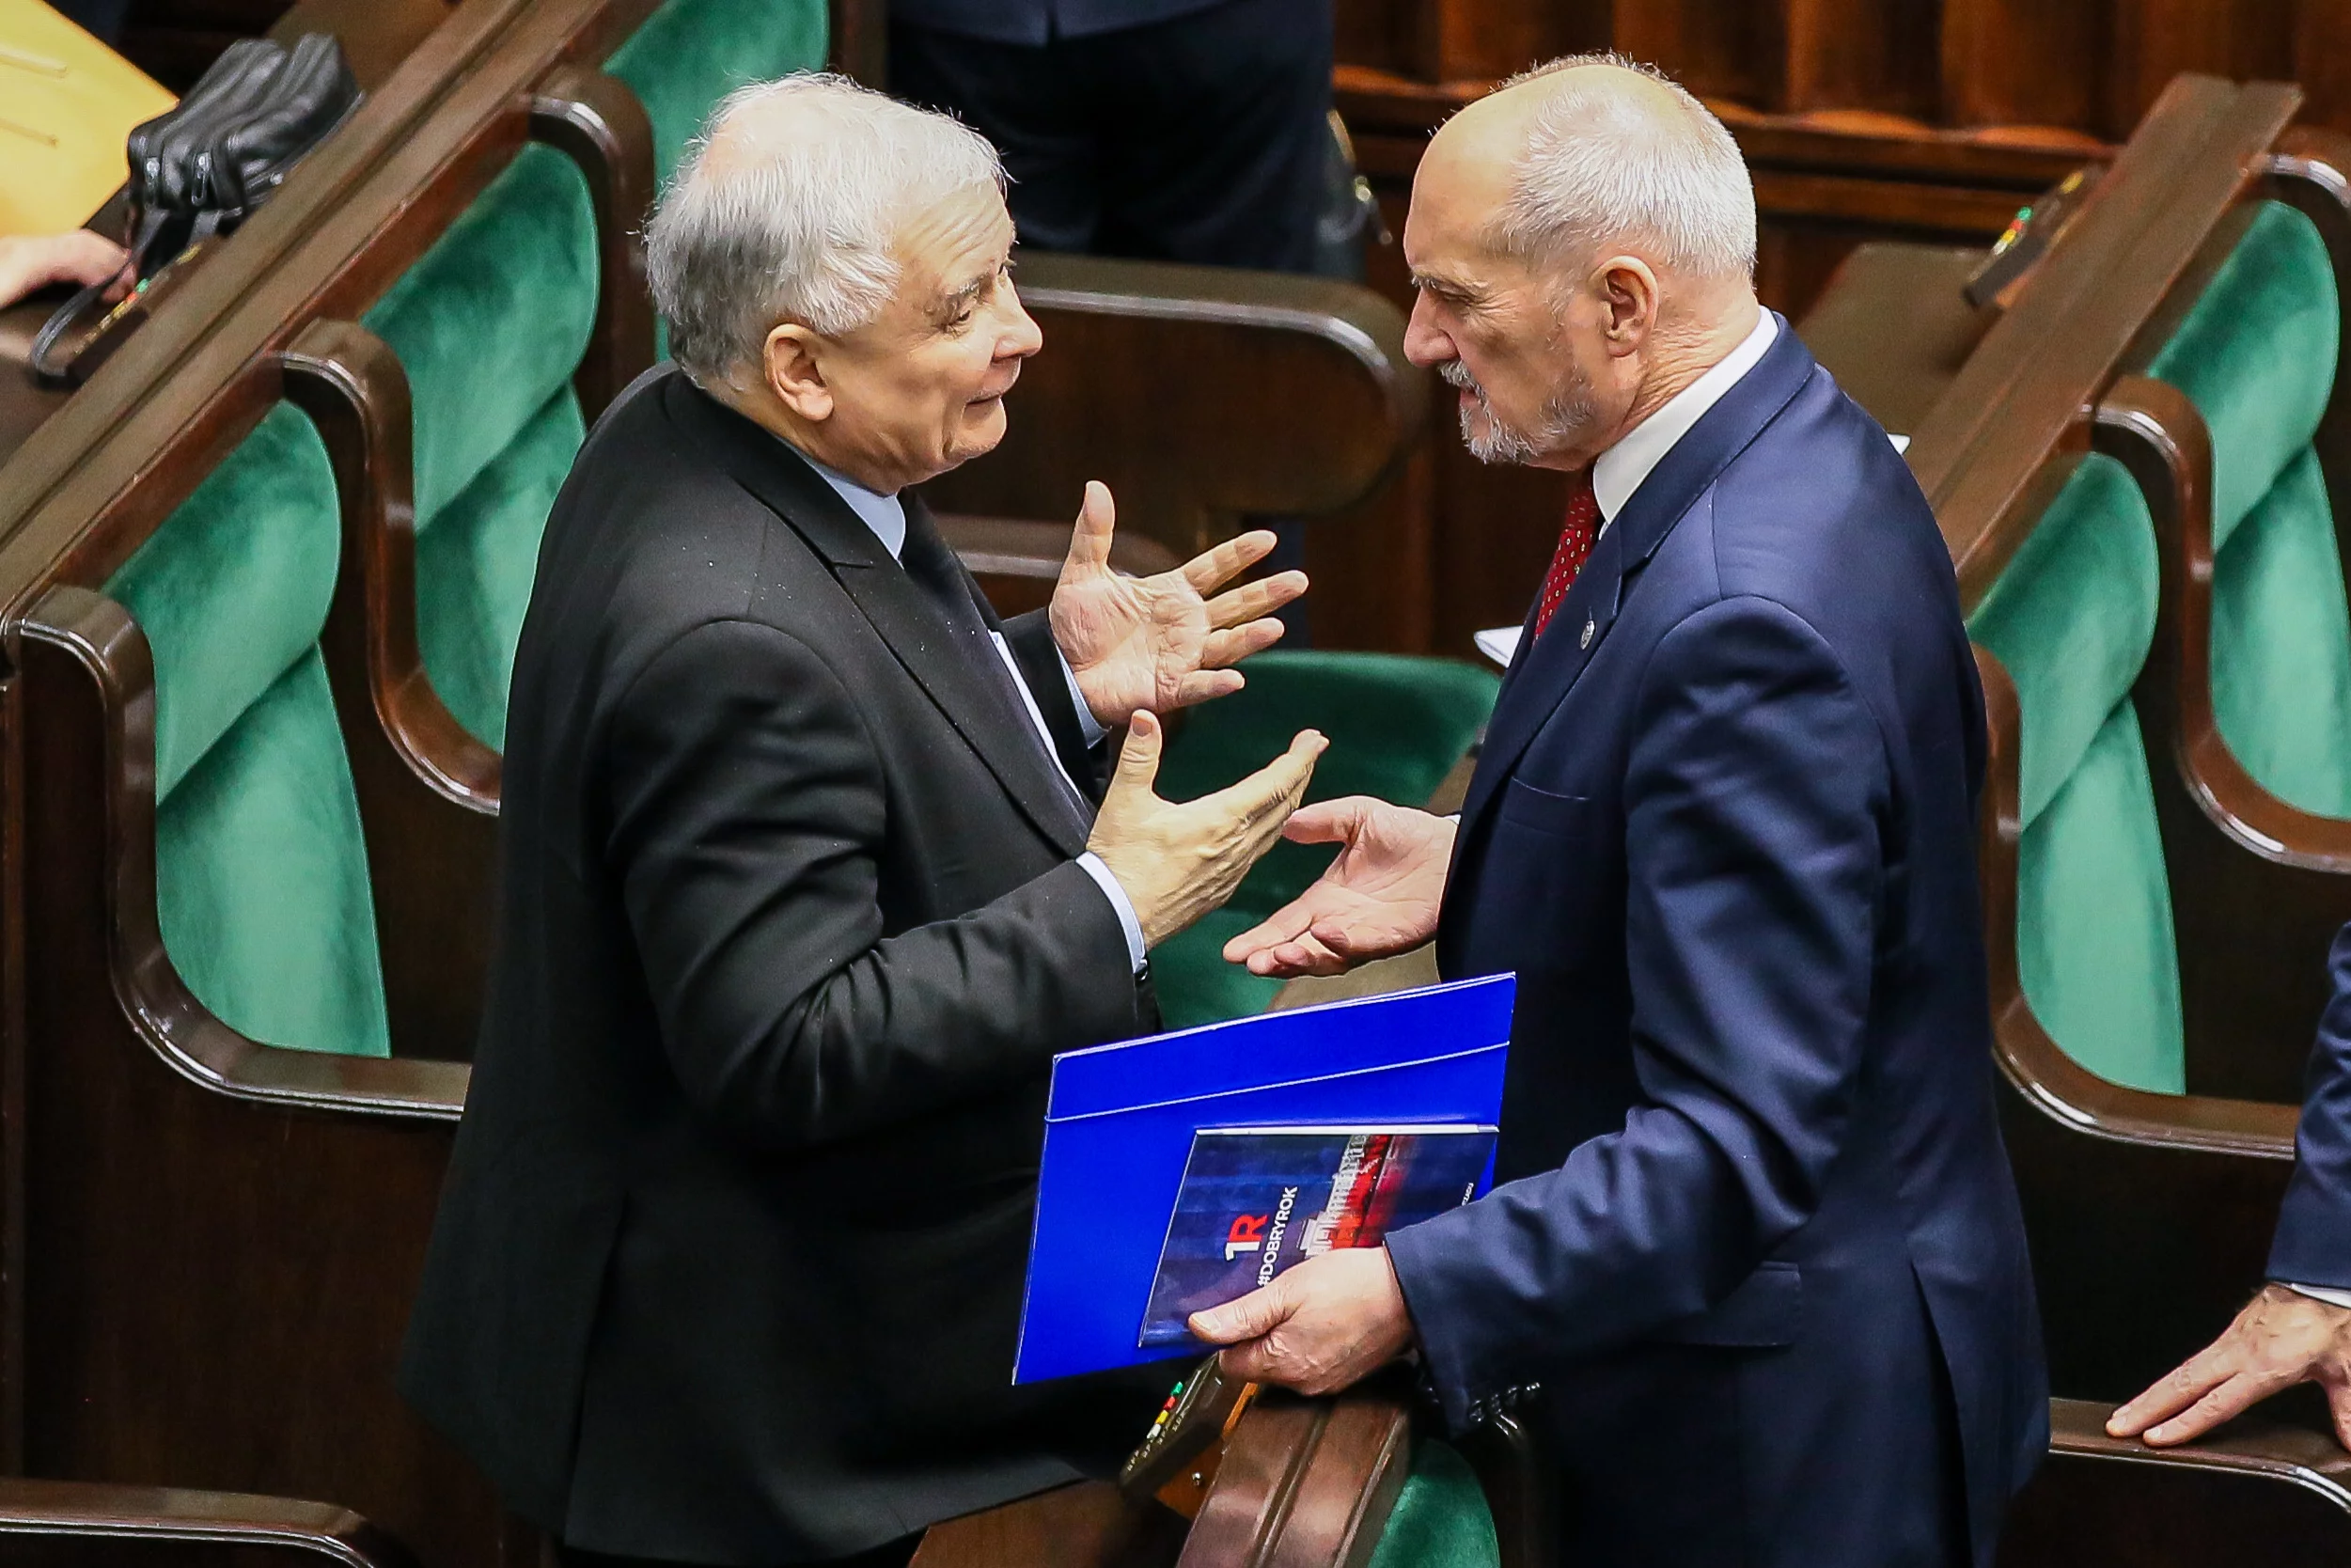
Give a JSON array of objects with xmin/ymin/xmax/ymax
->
[
  {"xmin": 2268, "ymin": 921, "xmax": 2351, "ymax": 1291},
  {"xmin": 604, "ymin": 617, "xmax": 1147, "ymax": 1150},
  {"xmin": 1386, "ymin": 597, "xmax": 1890, "ymax": 1422}
]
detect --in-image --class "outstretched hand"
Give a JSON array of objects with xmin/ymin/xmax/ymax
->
[
  {"xmin": 1088, "ymin": 711, "xmax": 1326, "ymax": 948},
  {"xmin": 2108, "ymin": 1283, "xmax": 2351, "ymax": 1448},
  {"xmin": 1220, "ymin": 797, "xmax": 1457, "ymax": 978},
  {"xmin": 1050, "ymin": 480, "xmax": 1307, "ymax": 728}
]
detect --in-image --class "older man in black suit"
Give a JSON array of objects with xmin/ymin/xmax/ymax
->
[{"xmin": 400, "ymin": 75, "xmax": 1324, "ymax": 1568}]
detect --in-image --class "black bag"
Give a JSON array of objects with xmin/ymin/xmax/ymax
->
[{"xmin": 31, "ymin": 33, "xmax": 361, "ymax": 384}]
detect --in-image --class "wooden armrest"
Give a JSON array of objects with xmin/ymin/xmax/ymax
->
[
  {"xmin": 922, "ymin": 252, "xmax": 1425, "ymax": 562},
  {"xmin": 277, "ymin": 318, "xmax": 503, "ymax": 1058},
  {"xmin": 0, "ymin": 1479, "xmax": 417, "ymax": 1568},
  {"xmin": 528, "ymin": 65, "xmax": 657, "ymax": 421},
  {"xmin": 1999, "ymin": 1399, "xmax": 2351, "ymax": 1566},
  {"xmin": 279, "ymin": 320, "xmax": 500, "ymax": 813},
  {"xmin": 20, "ymin": 582, "xmax": 471, "ymax": 1114}
]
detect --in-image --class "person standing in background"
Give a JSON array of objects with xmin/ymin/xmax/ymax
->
[{"xmin": 887, "ymin": 0, "xmax": 1335, "ymax": 275}]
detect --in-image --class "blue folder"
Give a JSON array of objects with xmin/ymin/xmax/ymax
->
[{"xmin": 1012, "ymin": 974, "xmax": 1514, "ymax": 1384}]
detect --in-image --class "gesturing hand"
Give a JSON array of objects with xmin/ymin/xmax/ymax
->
[
  {"xmin": 1220, "ymin": 798, "xmax": 1457, "ymax": 978},
  {"xmin": 1087, "ymin": 711, "xmax": 1326, "ymax": 948},
  {"xmin": 1188, "ymin": 1247, "xmax": 1416, "ymax": 1396},
  {"xmin": 1050, "ymin": 481, "xmax": 1307, "ymax": 728},
  {"xmin": 2108, "ymin": 1283, "xmax": 2351, "ymax": 1448}
]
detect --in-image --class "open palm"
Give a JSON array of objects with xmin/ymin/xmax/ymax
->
[
  {"xmin": 1221, "ymin": 798, "xmax": 1457, "ymax": 978},
  {"xmin": 1050, "ymin": 481, "xmax": 1307, "ymax": 727}
]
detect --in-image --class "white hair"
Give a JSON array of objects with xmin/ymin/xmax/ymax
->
[
  {"xmin": 1492, "ymin": 55, "xmax": 1756, "ymax": 281},
  {"xmin": 645, "ymin": 73, "xmax": 1005, "ymax": 384}
]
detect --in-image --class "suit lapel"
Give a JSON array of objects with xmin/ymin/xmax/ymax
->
[
  {"xmin": 1456, "ymin": 320, "xmax": 1819, "ymax": 836},
  {"xmin": 668, "ymin": 377, "xmax": 1093, "ymax": 857}
]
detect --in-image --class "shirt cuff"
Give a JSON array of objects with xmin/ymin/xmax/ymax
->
[
  {"xmin": 2284, "ymin": 1281, "xmax": 2351, "ymax": 1310},
  {"xmin": 1077, "ymin": 852, "xmax": 1148, "ymax": 971},
  {"xmin": 1058, "ymin": 648, "xmax": 1107, "ymax": 748}
]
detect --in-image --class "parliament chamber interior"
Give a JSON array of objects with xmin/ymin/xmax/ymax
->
[{"xmin": 2, "ymin": 0, "xmax": 2351, "ymax": 1563}]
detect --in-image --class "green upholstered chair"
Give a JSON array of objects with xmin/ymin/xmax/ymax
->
[
  {"xmin": 1368, "ymin": 1440, "xmax": 1504, "ymax": 1568},
  {"xmin": 103, "ymin": 402, "xmax": 392, "ymax": 1058},
  {"xmin": 1151, "ymin": 651, "xmax": 1501, "ymax": 1029},
  {"xmin": 2143, "ymin": 198, "xmax": 2351, "ymax": 817},
  {"xmin": 1967, "ymin": 453, "xmax": 2184, "ymax": 1094},
  {"xmin": 362, "ymin": 0, "xmax": 827, "ymax": 747}
]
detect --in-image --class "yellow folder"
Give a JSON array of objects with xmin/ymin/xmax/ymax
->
[{"xmin": 0, "ymin": 0, "xmax": 176, "ymax": 235}]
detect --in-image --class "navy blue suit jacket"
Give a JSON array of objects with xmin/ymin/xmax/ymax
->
[
  {"xmin": 1385, "ymin": 322, "xmax": 2047, "ymax": 1568},
  {"xmin": 2271, "ymin": 923, "xmax": 2351, "ymax": 1291}
]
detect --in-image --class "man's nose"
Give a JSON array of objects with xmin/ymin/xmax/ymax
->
[
  {"xmin": 1403, "ymin": 292, "xmax": 1450, "ymax": 369},
  {"xmin": 1000, "ymin": 287, "xmax": 1044, "ymax": 359}
]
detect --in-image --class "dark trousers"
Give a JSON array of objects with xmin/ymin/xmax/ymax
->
[
  {"xmin": 888, "ymin": 0, "xmax": 1334, "ymax": 274},
  {"xmin": 557, "ymin": 1538, "xmax": 918, "ymax": 1568}
]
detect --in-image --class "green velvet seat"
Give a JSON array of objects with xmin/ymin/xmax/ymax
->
[
  {"xmin": 1967, "ymin": 453, "xmax": 2184, "ymax": 1093},
  {"xmin": 1368, "ymin": 1440, "xmax": 1501, "ymax": 1568},
  {"xmin": 2146, "ymin": 198, "xmax": 2351, "ymax": 816},
  {"xmin": 358, "ymin": 0, "xmax": 828, "ymax": 746},
  {"xmin": 1151, "ymin": 651, "xmax": 1501, "ymax": 1029},
  {"xmin": 104, "ymin": 402, "xmax": 391, "ymax": 1058},
  {"xmin": 415, "ymin": 384, "xmax": 587, "ymax": 747}
]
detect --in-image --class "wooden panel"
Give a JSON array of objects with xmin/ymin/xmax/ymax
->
[
  {"xmin": 1939, "ymin": 0, "xmax": 2109, "ymax": 135},
  {"xmin": 1426, "ymin": 0, "xmax": 1606, "ymax": 86},
  {"xmin": 2296, "ymin": 0, "xmax": 2351, "ymax": 136},
  {"xmin": 1614, "ymin": 0, "xmax": 1787, "ymax": 109},
  {"xmin": 2115, "ymin": 0, "xmax": 2294, "ymax": 138},
  {"xmin": 2110, "ymin": 0, "xmax": 2296, "ymax": 141},
  {"xmin": 1781, "ymin": 0, "xmax": 1941, "ymax": 119}
]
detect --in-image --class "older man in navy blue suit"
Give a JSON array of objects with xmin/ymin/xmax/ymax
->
[{"xmin": 1208, "ymin": 56, "xmax": 2047, "ymax": 1568}]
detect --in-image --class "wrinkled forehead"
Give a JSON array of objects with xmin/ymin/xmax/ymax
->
[{"xmin": 889, "ymin": 185, "xmax": 1015, "ymax": 308}]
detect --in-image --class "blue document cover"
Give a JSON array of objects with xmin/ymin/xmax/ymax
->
[
  {"xmin": 1136, "ymin": 1125, "xmax": 1497, "ymax": 1348},
  {"xmin": 1013, "ymin": 974, "xmax": 1513, "ymax": 1384}
]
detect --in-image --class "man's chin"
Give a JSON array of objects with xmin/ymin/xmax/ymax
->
[
  {"xmin": 1460, "ymin": 409, "xmax": 1533, "ymax": 466},
  {"xmin": 942, "ymin": 400, "xmax": 1010, "ymax": 469}
]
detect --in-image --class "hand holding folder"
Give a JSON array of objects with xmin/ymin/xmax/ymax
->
[{"xmin": 1014, "ymin": 975, "xmax": 1513, "ymax": 1384}]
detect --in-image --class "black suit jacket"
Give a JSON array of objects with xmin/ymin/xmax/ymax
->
[{"xmin": 400, "ymin": 368, "xmax": 1163, "ymax": 1563}]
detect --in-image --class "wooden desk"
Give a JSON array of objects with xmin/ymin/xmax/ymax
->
[
  {"xmin": 1797, "ymin": 242, "xmax": 1996, "ymax": 440},
  {"xmin": 0, "ymin": 0, "xmax": 449, "ymax": 472}
]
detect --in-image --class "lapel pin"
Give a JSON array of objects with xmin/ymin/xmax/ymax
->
[{"xmin": 1579, "ymin": 616, "xmax": 1595, "ymax": 650}]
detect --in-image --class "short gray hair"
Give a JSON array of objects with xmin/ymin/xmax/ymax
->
[
  {"xmin": 646, "ymin": 73, "xmax": 1005, "ymax": 384},
  {"xmin": 1493, "ymin": 55, "xmax": 1756, "ymax": 280}
]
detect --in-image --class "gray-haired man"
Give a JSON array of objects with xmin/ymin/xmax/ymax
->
[{"xmin": 400, "ymin": 75, "xmax": 1322, "ymax": 1568}]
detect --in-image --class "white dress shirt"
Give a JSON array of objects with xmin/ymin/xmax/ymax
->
[
  {"xmin": 798, "ymin": 450, "xmax": 1149, "ymax": 971},
  {"xmin": 1590, "ymin": 306, "xmax": 1780, "ymax": 534}
]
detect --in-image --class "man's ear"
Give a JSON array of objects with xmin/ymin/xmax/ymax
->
[
  {"xmin": 763, "ymin": 322, "xmax": 832, "ymax": 422},
  {"xmin": 1596, "ymin": 257, "xmax": 1660, "ymax": 358}
]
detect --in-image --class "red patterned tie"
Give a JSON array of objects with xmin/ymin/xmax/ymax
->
[{"xmin": 1533, "ymin": 469, "xmax": 1601, "ymax": 637}]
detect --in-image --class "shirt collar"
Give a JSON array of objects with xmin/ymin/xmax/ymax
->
[
  {"xmin": 797, "ymin": 446, "xmax": 908, "ymax": 561},
  {"xmin": 1591, "ymin": 307, "xmax": 1779, "ymax": 525}
]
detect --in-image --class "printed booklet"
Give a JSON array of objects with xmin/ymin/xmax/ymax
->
[{"xmin": 1136, "ymin": 1124, "xmax": 1497, "ymax": 1348}]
